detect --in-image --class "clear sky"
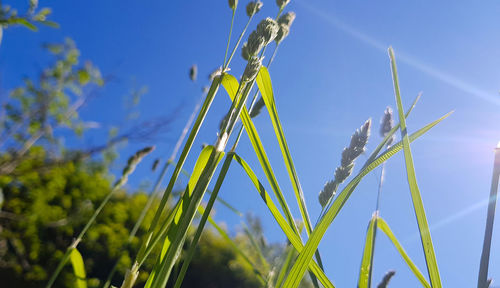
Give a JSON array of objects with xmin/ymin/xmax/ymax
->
[{"xmin": 2, "ymin": 0, "xmax": 500, "ymax": 287}]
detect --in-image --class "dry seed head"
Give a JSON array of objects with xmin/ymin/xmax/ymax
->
[
  {"xmin": 332, "ymin": 119, "xmax": 371, "ymax": 185},
  {"xmin": 380, "ymin": 106, "xmax": 395, "ymax": 146},
  {"xmin": 242, "ymin": 56, "xmax": 262, "ymax": 82},
  {"xmin": 275, "ymin": 23, "xmax": 290, "ymax": 43},
  {"xmin": 228, "ymin": 0, "xmax": 238, "ymax": 10},
  {"xmin": 151, "ymin": 158, "xmax": 160, "ymax": 172},
  {"xmin": 249, "ymin": 97, "xmax": 266, "ymax": 118},
  {"xmin": 256, "ymin": 18, "xmax": 279, "ymax": 45},
  {"xmin": 208, "ymin": 66, "xmax": 230, "ymax": 81},
  {"xmin": 246, "ymin": 1, "xmax": 263, "ymax": 17},
  {"xmin": 243, "ymin": 30, "xmax": 265, "ymax": 60},
  {"xmin": 377, "ymin": 270, "xmax": 396, "ymax": 288},
  {"xmin": 318, "ymin": 180, "xmax": 338, "ymax": 207},
  {"xmin": 115, "ymin": 146, "xmax": 155, "ymax": 187},
  {"xmin": 189, "ymin": 64, "xmax": 197, "ymax": 82},
  {"xmin": 278, "ymin": 12, "xmax": 296, "ymax": 27},
  {"xmin": 276, "ymin": 0, "xmax": 290, "ymax": 9}
]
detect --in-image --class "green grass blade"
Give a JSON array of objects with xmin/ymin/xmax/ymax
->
[
  {"xmin": 388, "ymin": 46, "xmax": 442, "ymax": 287},
  {"xmin": 358, "ymin": 213, "xmax": 377, "ymax": 288},
  {"xmin": 275, "ymin": 242, "xmax": 297, "ymax": 288},
  {"xmin": 139, "ymin": 76, "xmax": 221, "ymax": 263},
  {"xmin": 232, "ymin": 153, "xmax": 335, "ymax": 288},
  {"xmin": 69, "ymin": 248, "xmax": 87, "ymax": 288},
  {"xmin": 376, "ymin": 217, "xmax": 430, "ymax": 288},
  {"xmin": 171, "ymin": 155, "xmax": 253, "ymax": 288},
  {"xmin": 256, "ymin": 67, "xmax": 326, "ymax": 284},
  {"xmin": 144, "ymin": 145, "xmax": 224, "ymax": 287},
  {"xmin": 255, "ymin": 66, "xmax": 313, "ymax": 235},
  {"xmin": 221, "ymin": 74, "xmax": 299, "ymax": 235},
  {"xmin": 282, "ymin": 111, "xmax": 451, "ymax": 288}
]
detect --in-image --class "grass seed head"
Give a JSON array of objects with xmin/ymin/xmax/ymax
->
[
  {"xmin": 275, "ymin": 23, "xmax": 290, "ymax": 43},
  {"xmin": 332, "ymin": 119, "xmax": 371, "ymax": 186},
  {"xmin": 380, "ymin": 106, "xmax": 395, "ymax": 146},
  {"xmin": 276, "ymin": 0, "xmax": 290, "ymax": 10},
  {"xmin": 278, "ymin": 12, "xmax": 296, "ymax": 27},
  {"xmin": 256, "ymin": 18, "xmax": 279, "ymax": 45},
  {"xmin": 246, "ymin": 0, "xmax": 263, "ymax": 17},
  {"xmin": 115, "ymin": 146, "xmax": 155, "ymax": 188},
  {"xmin": 243, "ymin": 30, "xmax": 265, "ymax": 60},
  {"xmin": 228, "ymin": 0, "xmax": 238, "ymax": 10},
  {"xmin": 151, "ymin": 158, "xmax": 160, "ymax": 172},
  {"xmin": 377, "ymin": 270, "xmax": 396, "ymax": 288},
  {"xmin": 189, "ymin": 64, "xmax": 197, "ymax": 82},
  {"xmin": 318, "ymin": 180, "xmax": 338, "ymax": 207},
  {"xmin": 249, "ymin": 97, "xmax": 266, "ymax": 118},
  {"xmin": 242, "ymin": 56, "xmax": 262, "ymax": 82}
]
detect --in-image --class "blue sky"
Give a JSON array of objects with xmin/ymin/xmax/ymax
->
[{"xmin": 2, "ymin": 0, "xmax": 500, "ymax": 287}]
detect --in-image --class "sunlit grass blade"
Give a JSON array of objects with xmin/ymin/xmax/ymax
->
[
  {"xmin": 138, "ymin": 76, "xmax": 221, "ymax": 266},
  {"xmin": 221, "ymin": 74, "xmax": 299, "ymax": 235},
  {"xmin": 232, "ymin": 153, "xmax": 335, "ymax": 288},
  {"xmin": 171, "ymin": 155, "xmax": 244, "ymax": 288},
  {"xmin": 358, "ymin": 213, "xmax": 377, "ymax": 288},
  {"xmin": 275, "ymin": 241, "xmax": 297, "ymax": 288},
  {"xmin": 222, "ymin": 73, "xmax": 323, "ymax": 287},
  {"xmin": 388, "ymin": 46, "xmax": 442, "ymax": 287},
  {"xmin": 376, "ymin": 217, "xmax": 430, "ymax": 288},
  {"xmin": 255, "ymin": 67, "xmax": 324, "ymax": 270},
  {"xmin": 69, "ymin": 248, "xmax": 87, "ymax": 288},
  {"xmin": 141, "ymin": 145, "xmax": 224, "ymax": 288},
  {"xmin": 282, "ymin": 111, "xmax": 451, "ymax": 288}
]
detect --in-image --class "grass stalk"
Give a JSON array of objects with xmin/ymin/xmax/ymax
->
[
  {"xmin": 46, "ymin": 147, "xmax": 153, "ymax": 288},
  {"xmin": 388, "ymin": 47, "xmax": 442, "ymax": 287},
  {"xmin": 477, "ymin": 145, "xmax": 500, "ymax": 288}
]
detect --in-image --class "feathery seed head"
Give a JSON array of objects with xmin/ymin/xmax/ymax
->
[
  {"xmin": 151, "ymin": 158, "xmax": 160, "ymax": 172},
  {"xmin": 242, "ymin": 56, "xmax": 262, "ymax": 82},
  {"xmin": 380, "ymin": 106, "xmax": 395, "ymax": 146},
  {"xmin": 246, "ymin": 1, "xmax": 263, "ymax": 17},
  {"xmin": 209, "ymin": 66, "xmax": 230, "ymax": 81},
  {"xmin": 276, "ymin": 0, "xmax": 290, "ymax": 10},
  {"xmin": 116, "ymin": 146, "xmax": 155, "ymax": 188},
  {"xmin": 275, "ymin": 23, "xmax": 290, "ymax": 43},
  {"xmin": 377, "ymin": 270, "xmax": 396, "ymax": 288},
  {"xmin": 334, "ymin": 163, "xmax": 354, "ymax": 184},
  {"xmin": 189, "ymin": 64, "xmax": 197, "ymax": 82},
  {"xmin": 278, "ymin": 12, "xmax": 296, "ymax": 27},
  {"xmin": 319, "ymin": 180, "xmax": 338, "ymax": 207},
  {"xmin": 249, "ymin": 97, "xmax": 266, "ymax": 118},
  {"xmin": 202, "ymin": 86, "xmax": 209, "ymax": 93},
  {"xmin": 243, "ymin": 30, "xmax": 265, "ymax": 60},
  {"xmin": 256, "ymin": 18, "xmax": 279, "ymax": 45},
  {"xmin": 380, "ymin": 107, "xmax": 393, "ymax": 136},
  {"xmin": 228, "ymin": 0, "xmax": 238, "ymax": 10}
]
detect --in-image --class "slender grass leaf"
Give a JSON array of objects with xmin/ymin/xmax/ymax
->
[
  {"xmin": 232, "ymin": 153, "xmax": 335, "ymax": 288},
  {"xmin": 145, "ymin": 145, "xmax": 224, "ymax": 288},
  {"xmin": 282, "ymin": 111, "xmax": 451, "ymax": 288},
  {"xmin": 221, "ymin": 74, "xmax": 298, "ymax": 235},
  {"xmin": 388, "ymin": 47, "xmax": 442, "ymax": 287},
  {"xmin": 376, "ymin": 217, "xmax": 431, "ymax": 288},
  {"xmin": 358, "ymin": 213, "xmax": 377, "ymax": 288},
  {"xmin": 69, "ymin": 248, "xmax": 87, "ymax": 288}
]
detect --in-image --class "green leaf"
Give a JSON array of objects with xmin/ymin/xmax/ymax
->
[
  {"xmin": 69, "ymin": 248, "xmax": 87, "ymax": 288},
  {"xmin": 358, "ymin": 213, "xmax": 377, "ymax": 288},
  {"xmin": 233, "ymin": 153, "xmax": 335, "ymax": 288},
  {"xmin": 388, "ymin": 47, "xmax": 442, "ymax": 287},
  {"xmin": 221, "ymin": 74, "xmax": 299, "ymax": 236},
  {"xmin": 376, "ymin": 217, "xmax": 431, "ymax": 288},
  {"xmin": 11, "ymin": 18, "xmax": 37, "ymax": 31},
  {"xmin": 282, "ymin": 110, "xmax": 451, "ymax": 288},
  {"xmin": 77, "ymin": 69, "xmax": 91, "ymax": 85}
]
